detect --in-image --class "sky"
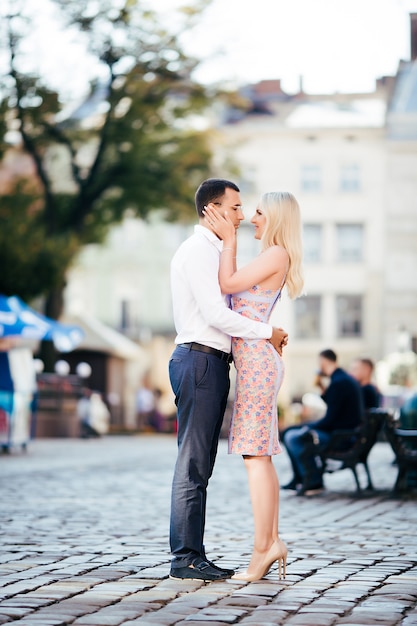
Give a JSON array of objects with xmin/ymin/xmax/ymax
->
[
  {"xmin": 2, "ymin": 0, "xmax": 417, "ymax": 99},
  {"xmin": 167, "ymin": 0, "xmax": 417, "ymax": 94}
]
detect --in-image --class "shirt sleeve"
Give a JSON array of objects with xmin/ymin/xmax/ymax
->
[{"xmin": 185, "ymin": 239, "xmax": 272, "ymax": 340}]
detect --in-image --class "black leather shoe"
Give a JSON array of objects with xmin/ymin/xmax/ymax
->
[
  {"xmin": 296, "ymin": 483, "xmax": 324, "ymax": 496},
  {"xmin": 169, "ymin": 558, "xmax": 232, "ymax": 581},
  {"xmin": 281, "ymin": 478, "xmax": 301, "ymax": 490},
  {"xmin": 205, "ymin": 559, "xmax": 235, "ymax": 577}
]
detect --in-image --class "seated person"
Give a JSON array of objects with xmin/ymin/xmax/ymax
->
[
  {"xmin": 282, "ymin": 349, "xmax": 364, "ymax": 496},
  {"xmin": 349, "ymin": 357, "xmax": 382, "ymax": 409}
]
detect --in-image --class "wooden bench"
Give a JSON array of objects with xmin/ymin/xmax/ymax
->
[
  {"xmin": 384, "ymin": 411, "xmax": 417, "ymax": 493},
  {"xmin": 301, "ymin": 408, "xmax": 390, "ymax": 493}
]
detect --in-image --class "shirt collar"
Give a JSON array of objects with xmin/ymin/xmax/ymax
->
[{"xmin": 194, "ymin": 224, "xmax": 223, "ymax": 251}]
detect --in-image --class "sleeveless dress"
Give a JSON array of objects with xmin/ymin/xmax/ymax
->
[{"xmin": 228, "ymin": 284, "xmax": 285, "ymax": 456}]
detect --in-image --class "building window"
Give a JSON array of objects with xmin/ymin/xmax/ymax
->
[
  {"xmin": 336, "ymin": 224, "xmax": 363, "ymax": 262},
  {"xmin": 336, "ymin": 295, "xmax": 362, "ymax": 338},
  {"xmin": 303, "ymin": 224, "xmax": 322, "ymax": 263},
  {"xmin": 301, "ymin": 165, "xmax": 321, "ymax": 192},
  {"xmin": 294, "ymin": 295, "xmax": 321, "ymax": 339},
  {"xmin": 340, "ymin": 164, "xmax": 361, "ymax": 192}
]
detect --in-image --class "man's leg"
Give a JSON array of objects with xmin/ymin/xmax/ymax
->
[
  {"xmin": 281, "ymin": 426, "xmax": 305, "ymax": 488},
  {"xmin": 281, "ymin": 427, "xmax": 306, "ymax": 487},
  {"xmin": 169, "ymin": 347, "xmax": 230, "ymax": 569},
  {"xmin": 296, "ymin": 429, "xmax": 331, "ymax": 494}
]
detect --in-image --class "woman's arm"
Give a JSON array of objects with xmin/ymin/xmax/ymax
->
[
  {"xmin": 203, "ymin": 204, "xmax": 288, "ymax": 294},
  {"xmin": 220, "ymin": 246, "xmax": 288, "ymax": 294}
]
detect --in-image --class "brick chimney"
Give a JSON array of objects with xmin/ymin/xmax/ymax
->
[{"xmin": 411, "ymin": 13, "xmax": 417, "ymax": 61}]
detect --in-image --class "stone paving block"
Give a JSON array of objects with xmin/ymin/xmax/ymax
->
[
  {"xmin": 171, "ymin": 622, "xmax": 229, "ymax": 626},
  {"xmin": 283, "ymin": 614, "xmax": 337, "ymax": 625},
  {"xmin": 8, "ymin": 619, "xmax": 69, "ymax": 625},
  {"xmin": 73, "ymin": 613, "xmax": 125, "ymax": 626},
  {"xmin": 138, "ymin": 606, "xmax": 199, "ymax": 621},
  {"xmin": 0, "ymin": 606, "xmax": 33, "ymax": 618},
  {"xmin": 120, "ymin": 617, "xmax": 163, "ymax": 626},
  {"xmin": 299, "ymin": 606, "xmax": 349, "ymax": 615},
  {"xmin": 192, "ymin": 607, "xmax": 247, "ymax": 621},
  {"xmin": 7, "ymin": 614, "xmax": 70, "ymax": 626},
  {"xmin": 92, "ymin": 581, "xmax": 146, "ymax": 595},
  {"xmin": 288, "ymin": 579, "xmax": 331, "ymax": 591},
  {"xmin": 271, "ymin": 590, "xmax": 319, "ymax": 604},
  {"xmin": 131, "ymin": 612, "xmax": 198, "ymax": 625},
  {"xmin": 218, "ymin": 595, "xmax": 269, "ymax": 607},
  {"xmin": 339, "ymin": 608, "xmax": 405, "ymax": 623},
  {"xmin": 0, "ymin": 597, "xmax": 47, "ymax": 609},
  {"xmin": 73, "ymin": 608, "xmax": 144, "ymax": 625},
  {"xmin": 373, "ymin": 584, "xmax": 417, "ymax": 597},
  {"xmin": 169, "ymin": 595, "xmax": 221, "ymax": 610},
  {"xmin": 98, "ymin": 601, "xmax": 162, "ymax": 620},
  {"xmin": 120, "ymin": 613, "xmax": 176, "ymax": 626},
  {"xmin": 118, "ymin": 589, "xmax": 178, "ymax": 603},
  {"xmin": 241, "ymin": 622, "xmax": 287, "ymax": 626},
  {"xmin": 268, "ymin": 602, "xmax": 303, "ymax": 611},
  {"xmin": 30, "ymin": 610, "xmax": 82, "ymax": 622},
  {"xmin": 386, "ymin": 574, "xmax": 417, "ymax": 583},
  {"xmin": 239, "ymin": 609, "xmax": 289, "ymax": 625},
  {"xmin": 360, "ymin": 597, "xmax": 413, "ymax": 610},
  {"xmin": 228, "ymin": 582, "xmax": 281, "ymax": 598},
  {"xmin": 309, "ymin": 598, "xmax": 356, "ymax": 608},
  {"xmin": 44, "ymin": 600, "xmax": 105, "ymax": 618},
  {"xmin": 118, "ymin": 579, "xmax": 161, "ymax": 589}
]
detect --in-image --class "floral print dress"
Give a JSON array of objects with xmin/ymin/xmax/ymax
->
[{"xmin": 228, "ymin": 285, "xmax": 285, "ymax": 456}]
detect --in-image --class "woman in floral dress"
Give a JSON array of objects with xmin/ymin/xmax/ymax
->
[{"xmin": 204, "ymin": 192, "xmax": 304, "ymax": 582}]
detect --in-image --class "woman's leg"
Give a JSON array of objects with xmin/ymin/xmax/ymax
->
[
  {"xmin": 243, "ymin": 455, "xmax": 279, "ymax": 572},
  {"xmin": 272, "ymin": 461, "xmax": 280, "ymax": 542}
]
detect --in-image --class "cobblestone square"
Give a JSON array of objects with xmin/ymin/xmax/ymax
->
[{"xmin": 1, "ymin": 436, "xmax": 416, "ymax": 625}]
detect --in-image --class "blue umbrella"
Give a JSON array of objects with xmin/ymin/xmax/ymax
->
[{"xmin": 0, "ymin": 295, "xmax": 84, "ymax": 352}]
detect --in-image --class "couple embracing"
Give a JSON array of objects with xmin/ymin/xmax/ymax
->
[{"xmin": 168, "ymin": 178, "xmax": 304, "ymax": 582}]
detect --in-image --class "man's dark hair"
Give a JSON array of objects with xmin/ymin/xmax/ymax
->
[
  {"xmin": 195, "ymin": 178, "xmax": 240, "ymax": 217},
  {"xmin": 319, "ymin": 349, "xmax": 337, "ymax": 362}
]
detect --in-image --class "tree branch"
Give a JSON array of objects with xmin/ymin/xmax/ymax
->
[
  {"xmin": 7, "ymin": 19, "xmax": 56, "ymax": 232},
  {"xmin": 42, "ymin": 121, "xmax": 83, "ymax": 189},
  {"xmin": 71, "ymin": 65, "xmax": 115, "ymax": 231}
]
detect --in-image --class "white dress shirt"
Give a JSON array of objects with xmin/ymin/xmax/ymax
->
[{"xmin": 171, "ymin": 225, "xmax": 272, "ymax": 353}]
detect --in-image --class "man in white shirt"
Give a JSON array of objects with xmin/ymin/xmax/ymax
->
[{"xmin": 169, "ymin": 178, "xmax": 288, "ymax": 581}]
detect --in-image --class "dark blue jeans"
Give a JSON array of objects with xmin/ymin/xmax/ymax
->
[
  {"xmin": 169, "ymin": 344, "xmax": 230, "ymax": 568},
  {"xmin": 283, "ymin": 426, "xmax": 331, "ymax": 486}
]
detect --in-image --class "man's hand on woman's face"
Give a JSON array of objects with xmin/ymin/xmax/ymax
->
[{"xmin": 203, "ymin": 204, "xmax": 237, "ymax": 240}]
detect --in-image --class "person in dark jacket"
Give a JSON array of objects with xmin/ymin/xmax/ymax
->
[
  {"xmin": 282, "ymin": 349, "xmax": 364, "ymax": 495},
  {"xmin": 349, "ymin": 357, "xmax": 382, "ymax": 409}
]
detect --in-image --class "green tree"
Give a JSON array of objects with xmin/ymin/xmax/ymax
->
[{"xmin": 0, "ymin": 0, "xmax": 214, "ymax": 328}]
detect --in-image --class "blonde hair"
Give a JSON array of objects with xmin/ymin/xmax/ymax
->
[{"xmin": 259, "ymin": 191, "xmax": 304, "ymax": 299}]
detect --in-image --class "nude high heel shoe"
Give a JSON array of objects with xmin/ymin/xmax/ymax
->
[
  {"xmin": 232, "ymin": 540, "xmax": 287, "ymax": 582},
  {"xmin": 275, "ymin": 538, "xmax": 287, "ymax": 580}
]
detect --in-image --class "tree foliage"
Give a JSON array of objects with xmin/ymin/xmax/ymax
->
[{"xmin": 0, "ymin": 0, "xmax": 214, "ymax": 313}]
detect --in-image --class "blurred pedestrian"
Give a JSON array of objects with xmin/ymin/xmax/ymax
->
[
  {"xmin": 78, "ymin": 389, "xmax": 110, "ymax": 437},
  {"xmin": 204, "ymin": 191, "xmax": 304, "ymax": 581},
  {"xmin": 282, "ymin": 349, "xmax": 364, "ymax": 495},
  {"xmin": 136, "ymin": 385, "xmax": 156, "ymax": 431},
  {"xmin": 349, "ymin": 357, "xmax": 382, "ymax": 409},
  {"xmin": 168, "ymin": 178, "xmax": 288, "ymax": 582}
]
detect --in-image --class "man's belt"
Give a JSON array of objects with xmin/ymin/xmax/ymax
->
[{"xmin": 179, "ymin": 342, "xmax": 232, "ymax": 363}]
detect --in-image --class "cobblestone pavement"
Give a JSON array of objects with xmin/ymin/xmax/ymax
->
[{"xmin": 1, "ymin": 435, "xmax": 416, "ymax": 626}]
